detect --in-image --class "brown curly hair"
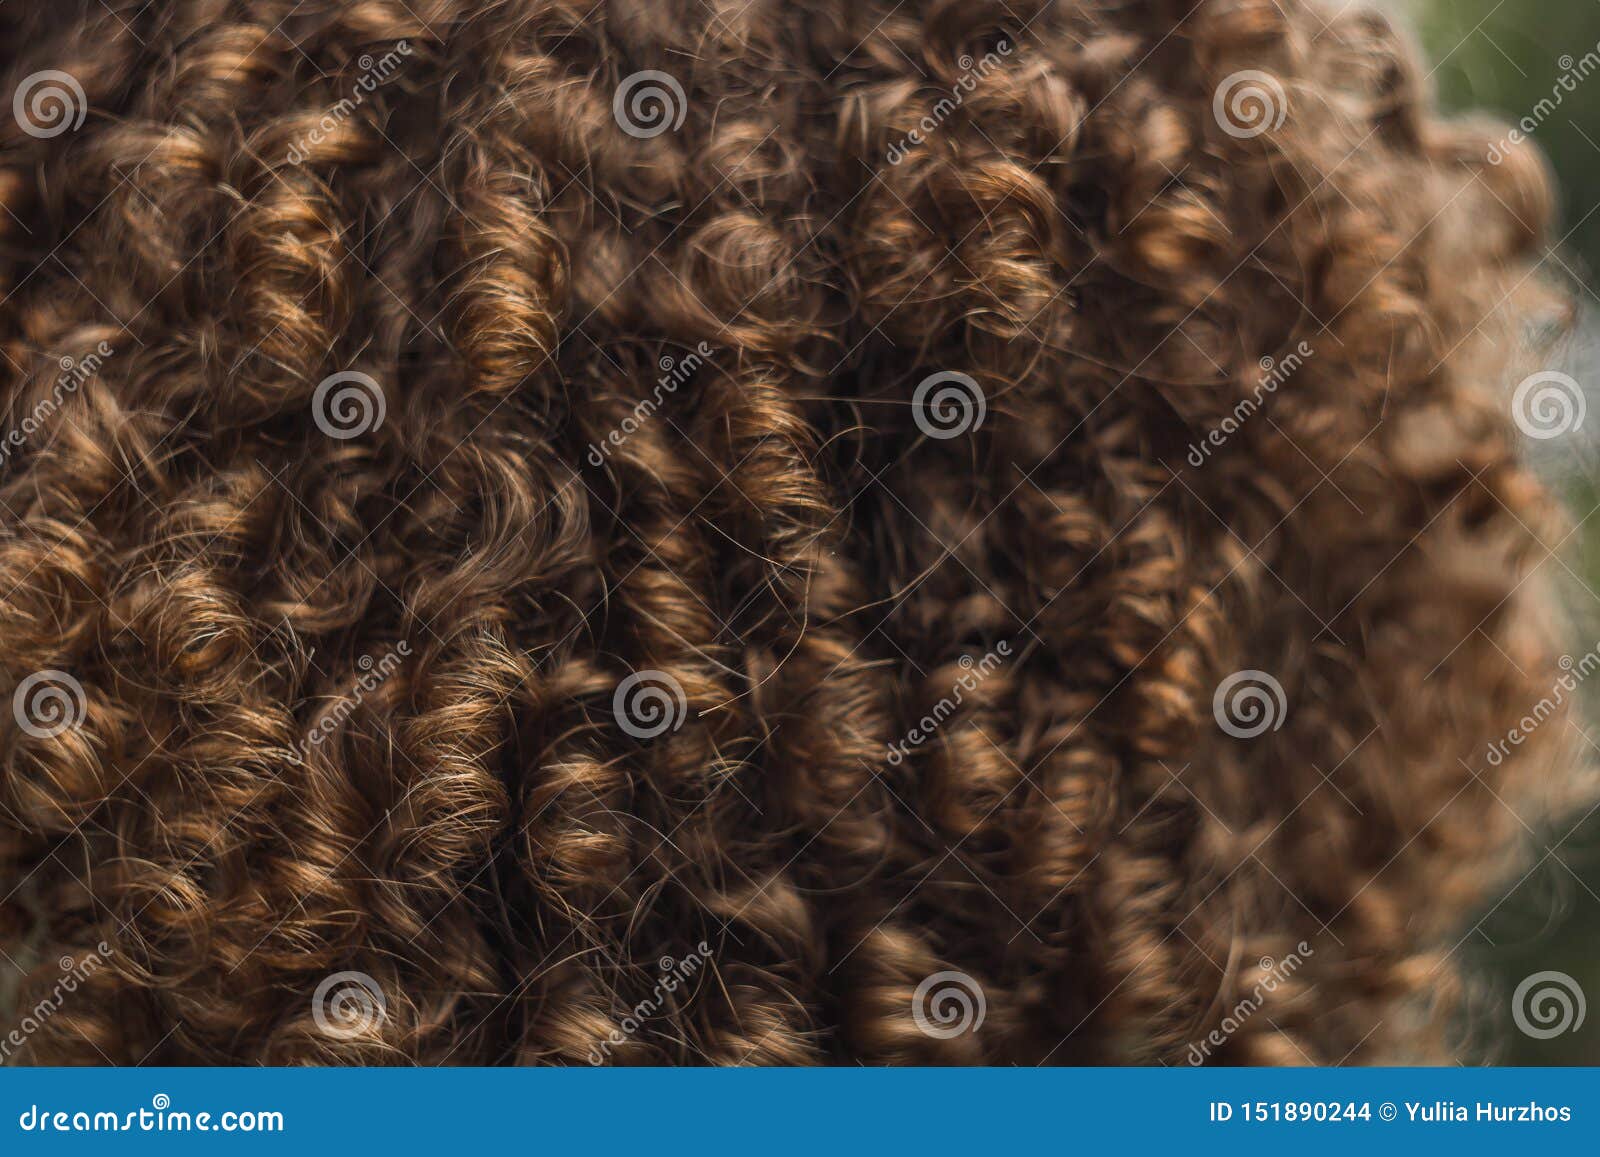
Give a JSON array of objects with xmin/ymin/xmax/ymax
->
[{"xmin": 0, "ymin": 0, "xmax": 1584, "ymax": 1065}]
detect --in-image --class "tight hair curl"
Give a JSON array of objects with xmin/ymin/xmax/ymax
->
[{"xmin": 0, "ymin": 0, "xmax": 1585, "ymax": 1065}]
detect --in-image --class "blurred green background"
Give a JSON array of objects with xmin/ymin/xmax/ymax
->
[{"xmin": 1398, "ymin": 0, "xmax": 1600, "ymax": 1065}]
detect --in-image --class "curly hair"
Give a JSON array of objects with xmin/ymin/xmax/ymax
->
[{"xmin": 0, "ymin": 0, "xmax": 1585, "ymax": 1065}]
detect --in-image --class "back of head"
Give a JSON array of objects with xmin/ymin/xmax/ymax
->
[{"xmin": 0, "ymin": 0, "xmax": 1583, "ymax": 1064}]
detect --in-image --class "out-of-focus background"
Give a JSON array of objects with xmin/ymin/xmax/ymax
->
[{"xmin": 1394, "ymin": 0, "xmax": 1600, "ymax": 1064}]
